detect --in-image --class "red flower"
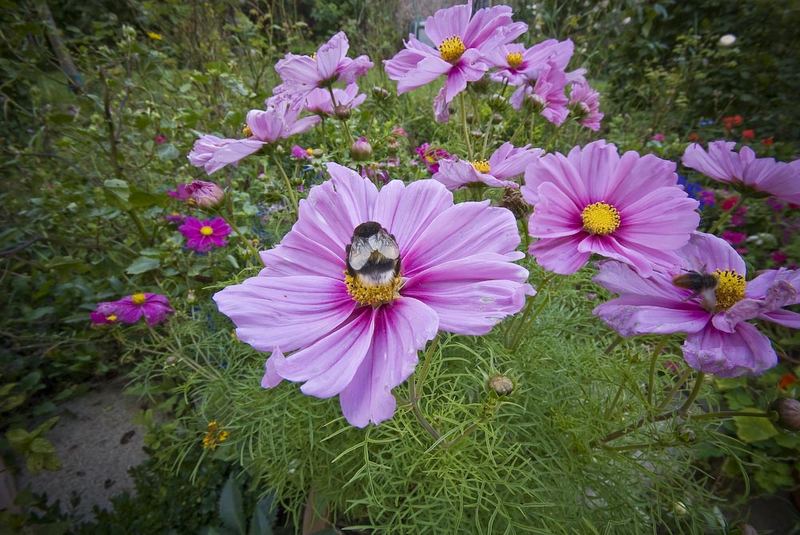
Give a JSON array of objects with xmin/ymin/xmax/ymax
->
[
  {"xmin": 721, "ymin": 195, "xmax": 740, "ymax": 211},
  {"xmin": 761, "ymin": 136, "xmax": 774, "ymax": 146},
  {"xmin": 778, "ymin": 373, "xmax": 798, "ymax": 391},
  {"xmin": 687, "ymin": 132, "xmax": 700, "ymax": 142},
  {"xmin": 742, "ymin": 129, "xmax": 755, "ymax": 140}
]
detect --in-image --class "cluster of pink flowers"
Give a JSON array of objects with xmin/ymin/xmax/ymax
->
[
  {"xmin": 384, "ymin": 2, "xmax": 602, "ymax": 128},
  {"xmin": 188, "ymin": 31, "xmax": 374, "ymax": 174},
  {"xmin": 168, "ymin": 180, "xmax": 225, "ymax": 208},
  {"xmin": 91, "ymin": 293, "xmax": 173, "ymax": 326}
]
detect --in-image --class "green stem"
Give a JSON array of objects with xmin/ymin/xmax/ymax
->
[
  {"xmin": 126, "ymin": 209, "xmax": 150, "ymax": 243},
  {"xmin": 707, "ymin": 195, "xmax": 744, "ymax": 235},
  {"xmin": 408, "ymin": 339, "xmax": 442, "ymax": 441},
  {"xmin": 273, "ymin": 153, "xmax": 298, "ymax": 214},
  {"xmin": 647, "ymin": 339, "xmax": 667, "ymax": 407},
  {"xmin": 507, "ymin": 272, "xmax": 556, "ymax": 351},
  {"xmin": 693, "ymin": 410, "xmax": 774, "ymax": 420},
  {"xmin": 327, "ymin": 86, "xmax": 354, "ymax": 146},
  {"xmin": 604, "ymin": 334, "xmax": 624, "ymax": 354},
  {"xmin": 593, "ymin": 371, "xmax": 706, "ymax": 446},
  {"xmin": 459, "ymin": 92, "xmax": 473, "ymax": 160}
]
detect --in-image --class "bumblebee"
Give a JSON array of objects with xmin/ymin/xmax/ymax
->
[
  {"xmin": 672, "ymin": 270, "xmax": 718, "ymax": 309},
  {"xmin": 346, "ymin": 221, "xmax": 400, "ymax": 287}
]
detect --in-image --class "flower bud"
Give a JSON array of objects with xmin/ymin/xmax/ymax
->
[
  {"xmin": 350, "ymin": 137, "xmax": 372, "ymax": 161},
  {"xmin": 334, "ymin": 104, "xmax": 351, "ymax": 120},
  {"xmin": 771, "ymin": 398, "xmax": 800, "ymax": 431},
  {"xmin": 187, "ymin": 180, "xmax": 224, "ymax": 208},
  {"xmin": 371, "ymin": 86, "xmax": 390, "ymax": 100},
  {"xmin": 718, "ymin": 34, "xmax": 736, "ymax": 47},
  {"xmin": 488, "ymin": 375, "xmax": 514, "ymax": 396},
  {"xmin": 676, "ymin": 425, "xmax": 696, "ymax": 443},
  {"xmin": 186, "ymin": 289, "xmax": 196, "ymax": 303}
]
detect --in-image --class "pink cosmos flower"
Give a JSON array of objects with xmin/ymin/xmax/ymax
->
[
  {"xmin": 432, "ymin": 142, "xmax": 542, "ymax": 190},
  {"xmin": 168, "ymin": 180, "xmax": 224, "ymax": 208},
  {"xmin": 651, "ymin": 133, "xmax": 666, "ymax": 142},
  {"xmin": 384, "ymin": 1, "xmax": 525, "ymax": 123},
  {"xmin": 509, "ymin": 61, "xmax": 569, "ymax": 126},
  {"xmin": 521, "ymin": 140, "xmax": 700, "ymax": 276},
  {"xmin": 568, "ymin": 82, "xmax": 603, "ymax": 131},
  {"xmin": 305, "ymin": 83, "xmax": 366, "ymax": 116},
  {"xmin": 415, "ymin": 143, "xmax": 451, "ymax": 174},
  {"xmin": 486, "ymin": 39, "xmax": 574, "ymax": 85},
  {"xmin": 110, "ymin": 293, "xmax": 173, "ymax": 326},
  {"xmin": 594, "ymin": 232, "xmax": 800, "ymax": 377},
  {"xmin": 179, "ymin": 216, "xmax": 232, "ymax": 252},
  {"xmin": 213, "ymin": 163, "xmax": 532, "ymax": 427},
  {"xmin": 273, "ymin": 32, "xmax": 372, "ymax": 104},
  {"xmin": 90, "ymin": 302, "xmax": 121, "ymax": 325},
  {"xmin": 682, "ymin": 141, "xmax": 800, "ymax": 204},
  {"xmin": 291, "ymin": 145, "xmax": 313, "ymax": 160},
  {"xmin": 188, "ymin": 101, "xmax": 320, "ymax": 174}
]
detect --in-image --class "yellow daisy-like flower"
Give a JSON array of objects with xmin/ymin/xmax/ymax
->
[
  {"xmin": 147, "ymin": 31, "xmax": 163, "ymax": 41},
  {"xmin": 202, "ymin": 420, "xmax": 230, "ymax": 450}
]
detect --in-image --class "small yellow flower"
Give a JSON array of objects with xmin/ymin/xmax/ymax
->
[
  {"xmin": 202, "ymin": 420, "xmax": 230, "ymax": 450},
  {"xmin": 147, "ymin": 31, "xmax": 163, "ymax": 41}
]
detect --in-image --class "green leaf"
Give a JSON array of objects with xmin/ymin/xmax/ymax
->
[
  {"xmin": 219, "ymin": 475, "xmax": 246, "ymax": 535},
  {"xmin": 157, "ymin": 143, "xmax": 180, "ymax": 161},
  {"xmin": 103, "ymin": 178, "xmax": 131, "ymax": 208},
  {"xmin": 126, "ymin": 256, "xmax": 161, "ymax": 275},
  {"xmin": 734, "ymin": 409, "xmax": 779, "ymax": 443},
  {"xmin": 129, "ymin": 190, "xmax": 166, "ymax": 208},
  {"xmin": 6, "ymin": 428, "xmax": 31, "ymax": 450},
  {"xmin": 248, "ymin": 493, "xmax": 276, "ymax": 535},
  {"xmin": 30, "ymin": 437, "xmax": 56, "ymax": 454}
]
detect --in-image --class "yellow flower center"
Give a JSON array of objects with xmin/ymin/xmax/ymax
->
[
  {"xmin": 344, "ymin": 272, "xmax": 403, "ymax": 307},
  {"xmin": 131, "ymin": 293, "xmax": 147, "ymax": 305},
  {"xmin": 200, "ymin": 225, "xmax": 214, "ymax": 236},
  {"xmin": 438, "ymin": 36, "xmax": 466, "ymax": 63},
  {"xmin": 581, "ymin": 202, "xmax": 621, "ymax": 235},
  {"xmin": 106, "ymin": 314, "xmax": 118, "ymax": 322},
  {"xmin": 472, "ymin": 159, "xmax": 491, "ymax": 174},
  {"xmin": 713, "ymin": 269, "xmax": 746, "ymax": 310},
  {"xmin": 242, "ymin": 125, "xmax": 252, "ymax": 137},
  {"xmin": 506, "ymin": 52, "xmax": 524, "ymax": 69}
]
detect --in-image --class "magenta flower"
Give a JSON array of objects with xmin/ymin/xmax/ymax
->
[
  {"xmin": 432, "ymin": 142, "xmax": 542, "ymax": 190},
  {"xmin": 305, "ymin": 83, "xmax": 366, "ymax": 116},
  {"xmin": 415, "ymin": 143, "xmax": 451, "ymax": 174},
  {"xmin": 521, "ymin": 140, "xmax": 700, "ymax": 276},
  {"xmin": 90, "ymin": 302, "xmax": 121, "ymax": 325},
  {"xmin": 291, "ymin": 145, "xmax": 313, "ymax": 160},
  {"xmin": 682, "ymin": 141, "xmax": 800, "ymax": 204},
  {"xmin": 154, "ymin": 133, "xmax": 167, "ymax": 145},
  {"xmin": 168, "ymin": 180, "xmax": 224, "ymax": 208},
  {"xmin": 594, "ymin": 232, "xmax": 800, "ymax": 377},
  {"xmin": 213, "ymin": 163, "xmax": 532, "ymax": 427},
  {"xmin": 509, "ymin": 61, "xmax": 569, "ymax": 126},
  {"xmin": 188, "ymin": 101, "xmax": 320, "ymax": 174},
  {"xmin": 273, "ymin": 32, "xmax": 372, "ymax": 104},
  {"xmin": 179, "ymin": 216, "xmax": 232, "ymax": 252},
  {"xmin": 568, "ymin": 82, "xmax": 603, "ymax": 131},
  {"xmin": 111, "ymin": 293, "xmax": 173, "ymax": 326},
  {"xmin": 721, "ymin": 230, "xmax": 747, "ymax": 245},
  {"xmin": 486, "ymin": 39, "xmax": 574, "ymax": 85},
  {"xmin": 165, "ymin": 212, "xmax": 186, "ymax": 225},
  {"xmin": 384, "ymin": 1, "xmax": 525, "ymax": 122}
]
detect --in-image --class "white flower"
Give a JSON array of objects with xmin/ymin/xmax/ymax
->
[
  {"xmin": 719, "ymin": 34, "xmax": 736, "ymax": 47},
  {"xmin": 622, "ymin": 16, "xmax": 631, "ymax": 25}
]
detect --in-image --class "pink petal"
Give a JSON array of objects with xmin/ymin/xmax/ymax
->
[
  {"xmin": 339, "ymin": 297, "xmax": 438, "ymax": 427},
  {"xmin": 529, "ymin": 234, "xmax": 590, "ymax": 275},
  {"xmin": 213, "ymin": 275, "xmax": 355, "ymax": 354}
]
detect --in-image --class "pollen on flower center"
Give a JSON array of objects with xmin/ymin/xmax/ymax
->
[
  {"xmin": 581, "ymin": 201, "xmax": 621, "ymax": 235},
  {"xmin": 242, "ymin": 125, "xmax": 252, "ymax": 137},
  {"xmin": 106, "ymin": 314, "xmax": 118, "ymax": 322},
  {"xmin": 344, "ymin": 272, "xmax": 402, "ymax": 307},
  {"xmin": 713, "ymin": 269, "xmax": 746, "ymax": 310},
  {"xmin": 472, "ymin": 159, "xmax": 491, "ymax": 174},
  {"xmin": 506, "ymin": 52, "xmax": 523, "ymax": 69},
  {"xmin": 200, "ymin": 225, "xmax": 214, "ymax": 236},
  {"xmin": 438, "ymin": 36, "xmax": 466, "ymax": 63},
  {"xmin": 131, "ymin": 293, "xmax": 147, "ymax": 305}
]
